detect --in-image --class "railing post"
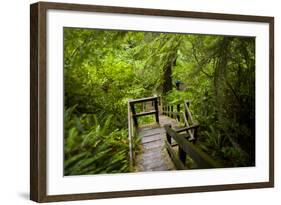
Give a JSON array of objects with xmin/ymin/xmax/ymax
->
[
  {"xmin": 171, "ymin": 105, "xmax": 174, "ymax": 118},
  {"xmin": 179, "ymin": 147, "xmax": 186, "ymax": 164},
  {"xmin": 177, "ymin": 104, "xmax": 181, "ymax": 121},
  {"xmin": 154, "ymin": 98, "xmax": 159, "ymax": 124},
  {"xmin": 128, "ymin": 101, "xmax": 134, "ymax": 167},
  {"xmin": 185, "ymin": 101, "xmax": 189, "ymax": 122},
  {"xmin": 130, "ymin": 103, "xmax": 138, "ymax": 127},
  {"xmin": 191, "ymin": 126, "xmax": 198, "ymax": 143},
  {"xmin": 168, "ymin": 106, "xmax": 170, "ymax": 117},
  {"xmin": 166, "ymin": 124, "xmax": 172, "ymax": 144}
]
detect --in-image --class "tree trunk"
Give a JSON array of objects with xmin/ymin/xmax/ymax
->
[
  {"xmin": 213, "ymin": 37, "xmax": 231, "ymax": 122},
  {"xmin": 163, "ymin": 53, "xmax": 177, "ymax": 95}
]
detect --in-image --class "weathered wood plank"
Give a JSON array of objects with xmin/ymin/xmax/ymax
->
[
  {"xmin": 141, "ymin": 134, "xmax": 163, "ymax": 144},
  {"xmin": 142, "ymin": 140, "xmax": 163, "ymax": 150},
  {"xmin": 138, "ymin": 128, "xmax": 165, "ymax": 137},
  {"xmin": 140, "ymin": 151, "xmax": 162, "ymax": 159},
  {"xmin": 141, "ymin": 158, "xmax": 165, "ymax": 168}
]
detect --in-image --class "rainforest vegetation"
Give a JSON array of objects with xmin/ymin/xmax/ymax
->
[{"xmin": 63, "ymin": 27, "xmax": 255, "ymax": 175}]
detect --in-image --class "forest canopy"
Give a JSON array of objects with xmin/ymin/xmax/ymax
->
[{"xmin": 63, "ymin": 27, "xmax": 255, "ymax": 175}]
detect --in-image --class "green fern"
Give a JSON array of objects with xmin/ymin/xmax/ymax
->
[{"xmin": 64, "ymin": 107, "xmax": 136, "ymax": 175}]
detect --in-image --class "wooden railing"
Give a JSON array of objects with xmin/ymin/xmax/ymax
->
[
  {"xmin": 164, "ymin": 124, "xmax": 222, "ymax": 169},
  {"xmin": 163, "ymin": 100, "xmax": 197, "ymax": 141},
  {"xmin": 128, "ymin": 97, "xmax": 220, "ymax": 170},
  {"xmin": 129, "ymin": 96, "xmax": 160, "ymax": 127},
  {"xmin": 162, "ymin": 99, "xmax": 221, "ymax": 169}
]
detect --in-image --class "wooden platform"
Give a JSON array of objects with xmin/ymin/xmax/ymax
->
[
  {"xmin": 129, "ymin": 96, "xmax": 215, "ymax": 172},
  {"xmin": 135, "ymin": 115, "xmax": 180, "ymax": 172}
]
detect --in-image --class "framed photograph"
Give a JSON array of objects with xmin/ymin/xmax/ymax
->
[{"xmin": 30, "ymin": 1, "xmax": 274, "ymax": 202}]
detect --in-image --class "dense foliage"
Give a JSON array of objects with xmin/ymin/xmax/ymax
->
[{"xmin": 64, "ymin": 28, "xmax": 255, "ymax": 175}]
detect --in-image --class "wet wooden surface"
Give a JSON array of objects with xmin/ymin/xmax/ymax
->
[{"xmin": 135, "ymin": 115, "xmax": 181, "ymax": 172}]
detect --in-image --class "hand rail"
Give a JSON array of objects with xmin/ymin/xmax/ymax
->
[
  {"xmin": 162, "ymin": 99, "xmax": 198, "ymax": 141},
  {"xmin": 164, "ymin": 124, "xmax": 222, "ymax": 169},
  {"xmin": 184, "ymin": 100, "xmax": 194, "ymax": 124}
]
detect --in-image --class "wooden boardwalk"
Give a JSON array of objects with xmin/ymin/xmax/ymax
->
[
  {"xmin": 135, "ymin": 115, "xmax": 179, "ymax": 172},
  {"xmin": 129, "ymin": 96, "xmax": 220, "ymax": 172}
]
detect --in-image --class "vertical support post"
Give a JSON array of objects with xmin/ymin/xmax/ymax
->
[
  {"xmin": 179, "ymin": 147, "xmax": 186, "ymax": 164},
  {"xmin": 185, "ymin": 101, "xmax": 190, "ymax": 122},
  {"xmin": 166, "ymin": 124, "xmax": 172, "ymax": 144},
  {"xmin": 177, "ymin": 104, "xmax": 181, "ymax": 121},
  {"xmin": 167, "ymin": 106, "xmax": 170, "ymax": 117},
  {"xmin": 192, "ymin": 127, "xmax": 198, "ymax": 143},
  {"xmin": 130, "ymin": 102, "xmax": 138, "ymax": 127},
  {"xmin": 127, "ymin": 101, "xmax": 134, "ymax": 167},
  {"xmin": 154, "ymin": 98, "xmax": 159, "ymax": 124},
  {"xmin": 171, "ymin": 105, "xmax": 174, "ymax": 118}
]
